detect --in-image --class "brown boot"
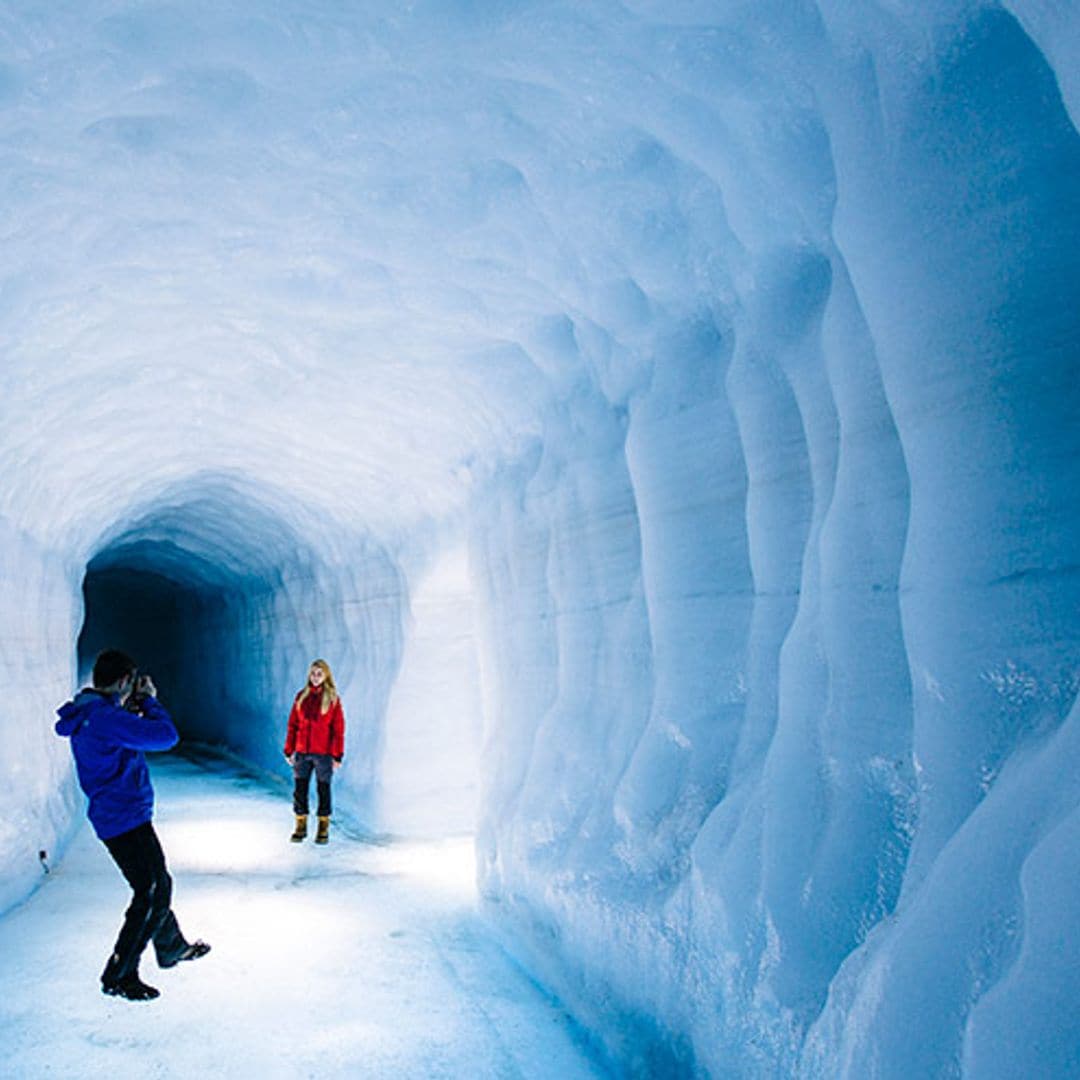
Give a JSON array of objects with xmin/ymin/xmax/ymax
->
[
  {"xmin": 315, "ymin": 816, "xmax": 330, "ymax": 845},
  {"xmin": 290, "ymin": 814, "xmax": 308, "ymax": 842}
]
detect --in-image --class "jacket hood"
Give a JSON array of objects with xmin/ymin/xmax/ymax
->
[{"xmin": 55, "ymin": 689, "xmax": 114, "ymax": 737}]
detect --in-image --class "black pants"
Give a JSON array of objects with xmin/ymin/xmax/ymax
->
[
  {"xmin": 292, "ymin": 753, "xmax": 333, "ymax": 816},
  {"xmin": 101, "ymin": 822, "xmax": 189, "ymax": 985}
]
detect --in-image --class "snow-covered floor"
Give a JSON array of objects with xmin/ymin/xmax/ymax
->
[{"xmin": 1, "ymin": 752, "xmax": 605, "ymax": 1079}]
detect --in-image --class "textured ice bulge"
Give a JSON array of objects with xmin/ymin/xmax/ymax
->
[{"xmin": 1, "ymin": 2, "xmax": 1078, "ymax": 1076}]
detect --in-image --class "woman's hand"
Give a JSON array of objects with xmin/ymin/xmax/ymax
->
[{"xmin": 284, "ymin": 752, "xmax": 294, "ymax": 766}]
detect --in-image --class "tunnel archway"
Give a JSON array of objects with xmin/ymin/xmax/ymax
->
[
  {"xmin": 74, "ymin": 470, "xmax": 482, "ymax": 839},
  {"xmin": 76, "ymin": 474, "xmax": 366, "ymax": 778}
]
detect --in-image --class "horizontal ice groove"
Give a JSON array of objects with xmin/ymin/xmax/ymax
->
[{"xmin": 1, "ymin": 1, "xmax": 1078, "ymax": 1076}]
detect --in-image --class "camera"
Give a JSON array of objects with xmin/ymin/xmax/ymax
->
[{"xmin": 124, "ymin": 671, "xmax": 154, "ymax": 713}]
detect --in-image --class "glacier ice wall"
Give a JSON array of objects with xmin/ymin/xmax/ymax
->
[{"xmin": 1, "ymin": 2, "xmax": 1078, "ymax": 1076}]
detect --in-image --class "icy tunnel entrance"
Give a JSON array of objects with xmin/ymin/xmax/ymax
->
[
  {"xmin": 79, "ymin": 550, "xmax": 249, "ymax": 743},
  {"xmin": 74, "ymin": 475, "xmax": 484, "ymax": 841},
  {"xmin": 75, "ymin": 479, "xmax": 351, "ymax": 774}
]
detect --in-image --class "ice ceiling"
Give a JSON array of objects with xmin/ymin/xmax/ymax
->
[
  {"xmin": 2, "ymin": 2, "xmax": 1079, "ymax": 1077},
  {"xmin": 1, "ymin": 0, "xmax": 744, "ymax": 545}
]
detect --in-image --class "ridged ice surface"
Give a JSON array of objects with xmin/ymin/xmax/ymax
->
[{"xmin": 1, "ymin": 2, "xmax": 1078, "ymax": 1076}]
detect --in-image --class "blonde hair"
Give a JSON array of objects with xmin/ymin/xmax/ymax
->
[{"xmin": 297, "ymin": 658, "xmax": 339, "ymax": 713}]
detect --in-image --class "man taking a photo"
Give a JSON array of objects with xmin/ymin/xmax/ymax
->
[{"xmin": 55, "ymin": 648, "xmax": 210, "ymax": 1001}]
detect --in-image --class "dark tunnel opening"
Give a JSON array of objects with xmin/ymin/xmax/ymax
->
[{"xmin": 78, "ymin": 543, "xmax": 250, "ymax": 746}]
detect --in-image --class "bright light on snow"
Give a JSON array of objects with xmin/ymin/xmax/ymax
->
[
  {"xmin": 166, "ymin": 810, "xmax": 476, "ymax": 895},
  {"xmin": 0, "ymin": 758, "xmax": 596, "ymax": 1078}
]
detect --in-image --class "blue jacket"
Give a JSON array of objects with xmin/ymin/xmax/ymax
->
[{"xmin": 55, "ymin": 689, "xmax": 178, "ymax": 841}]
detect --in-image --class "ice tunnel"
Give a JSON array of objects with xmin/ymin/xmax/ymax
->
[
  {"xmin": 77, "ymin": 477, "xmax": 360, "ymax": 754},
  {"xmin": 1, "ymin": 2, "xmax": 1079, "ymax": 1076}
]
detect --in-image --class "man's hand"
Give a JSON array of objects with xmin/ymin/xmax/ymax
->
[
  {"xmin": 284, "ymin": 752, "xmax": 294, "ymax": 766},
  {"xmin": 136, "ymin": 674, "xmax": 157, "ymax": 698}
]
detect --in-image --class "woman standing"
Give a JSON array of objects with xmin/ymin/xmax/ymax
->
[{"xmin": 284, "ymin": 659, "xmax": 345, "ymax": 844}]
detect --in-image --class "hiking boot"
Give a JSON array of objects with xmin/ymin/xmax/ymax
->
[
  {"xmin": 102, "ymin": 975, "xmax": 160, "ymax": 1001},
  {"xmin": 290, "ymin": 814, "xmax": 308, "ymax": 842},
  {"xmin": 315, "ymin": 816, "xmax": 330, "ymax": 844}
]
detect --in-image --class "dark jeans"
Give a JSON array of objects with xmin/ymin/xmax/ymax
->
[
  {"xmin": 101, "ymin": 822, "xmax": 189, "ymax": 985},
  {"xmin": 292, "ymin": 753, "xmax": 334, "ymax": 816}
]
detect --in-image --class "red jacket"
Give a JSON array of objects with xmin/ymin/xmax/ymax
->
[{"xmin": 285, "ymin": 690, "xmax": 345, "ymax": 759}]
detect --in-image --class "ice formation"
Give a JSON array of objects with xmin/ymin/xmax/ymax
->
[{"xmin": 1, "ymin": 2, "xmax": 1077, "ymax": 1076}]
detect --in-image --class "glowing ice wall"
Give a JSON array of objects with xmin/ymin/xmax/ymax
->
[
  {"xmin": 376, "ymin": 545, "xmax": 483, "ymax": 838},
  {"xmin": 0, "ymin": 522, "xmax": 83, "ymax": 914},
  {"xmin": 468, "ymin": 5, "xmax": 1080, "ymax": 1077}
]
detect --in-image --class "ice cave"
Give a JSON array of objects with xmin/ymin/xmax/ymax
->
[{"xmin": 1, "ymin": 1, "xmax": 1078, "ymax": 1076}]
